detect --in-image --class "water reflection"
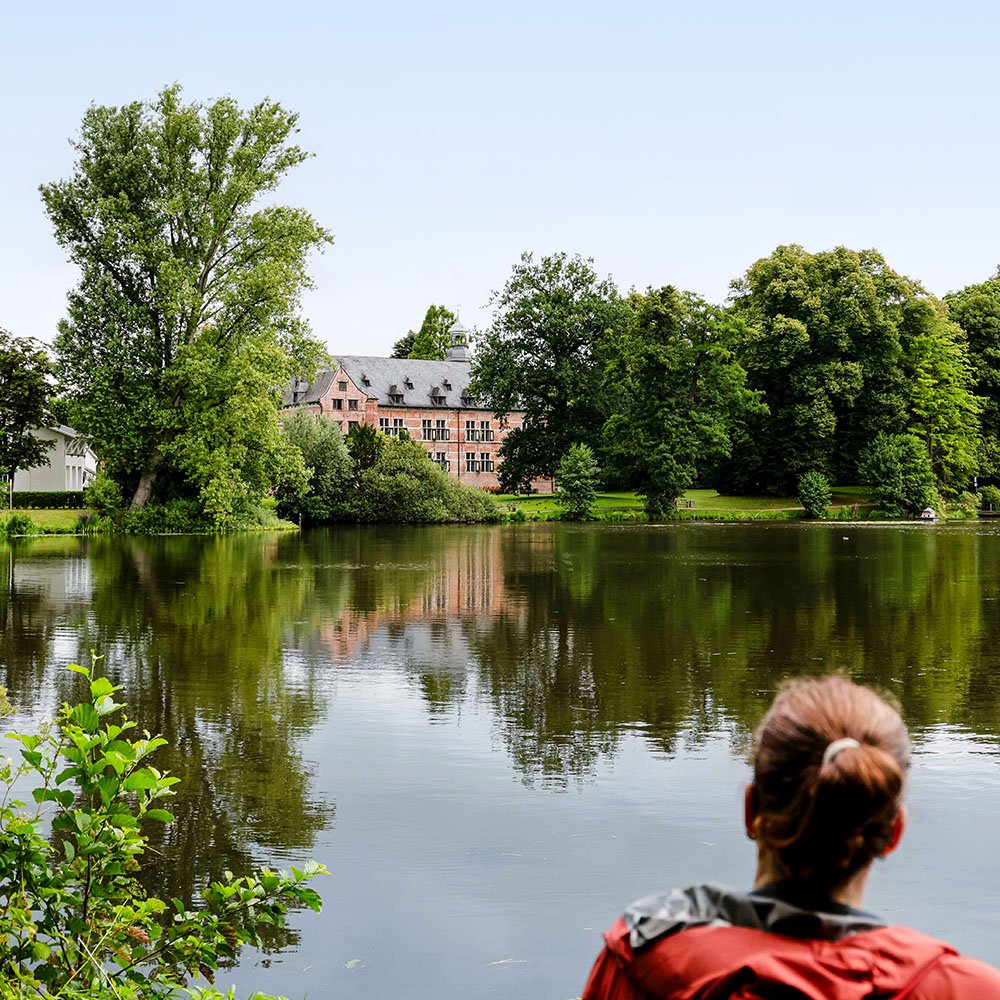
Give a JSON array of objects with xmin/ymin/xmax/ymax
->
[{"xmin": 2, "ymin": 523, "xmax": 1000, "ymax": 925}]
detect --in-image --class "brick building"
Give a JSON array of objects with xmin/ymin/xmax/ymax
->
[{"xmin": 282, "ymin": 323, "xmax": 552, "ymax": 492}]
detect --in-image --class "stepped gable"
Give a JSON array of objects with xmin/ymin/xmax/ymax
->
[{"xmin": 334, "ymin": 356, "xmax": 484, "ymax": 409}]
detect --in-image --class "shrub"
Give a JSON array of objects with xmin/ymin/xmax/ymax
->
[
  {"xmin": 555, "ymin": 443, "xmax": 600, "ymax": 520},
  {"xmin": 797, "ymin": 471, "xmax": 832, "ymax": 519},
  {"xmin": 278, "ymin": 413, "xmax": 353, "ymax": 523},
  {"xmin": 951, "ymin": 491, "xmax": 980, "ymax": 518},
  {"xmin": 84, "ymin": 474, "xmax": 124, "ymax": 516},
  {"xmin": 4, "ymin": 512, "xmax": 36, "ymax": 536},
  {"xmin": 9, "ymin": 490, "xmax": 85, "ymax": 509},
  {"xmin": 859, "ymin": 433, "xmax": 937, "ymax": 517},
  {"xmin": 349, "ymin": 436, "xmax": 499, "ymax": 524},
  {"xmin": 0, "ymin": 658, "xmax": 325, "ymax": 999},
  {"xmin": 979, "ymin": 485, "xmax": 1000, "ymax": 510}
]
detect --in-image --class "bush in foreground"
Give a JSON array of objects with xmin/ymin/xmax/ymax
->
[{"xmin": 0, "ymin": 658, "xmax": 325, "ymax": 999}]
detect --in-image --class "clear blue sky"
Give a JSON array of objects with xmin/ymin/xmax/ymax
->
[{"xmin": 3, "ymin": 1, "xmax": 999, "ymax": 357}]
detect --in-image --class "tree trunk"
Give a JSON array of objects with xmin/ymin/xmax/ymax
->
[{"xmin": 130, "ymin": 448, "xmax": 164, "ymax": 510}]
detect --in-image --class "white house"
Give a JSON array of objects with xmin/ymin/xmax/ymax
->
[{"xmin": 12, "ymin": 426, "xmax": 98, "ymax": 492}]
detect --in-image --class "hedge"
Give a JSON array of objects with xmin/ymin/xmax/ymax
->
[{"xmin": 9, "ymin": 490, "xmax": 85, "ymax": 509}]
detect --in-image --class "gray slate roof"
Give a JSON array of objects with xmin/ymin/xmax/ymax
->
[{"xmin": 284, "ymin": 356, "xmax": 485, "ymax": 410}]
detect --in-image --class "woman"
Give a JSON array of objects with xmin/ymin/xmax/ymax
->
[{"xmin": 582, "ymin": 675, "xmax": 1000, "ymax": 999}]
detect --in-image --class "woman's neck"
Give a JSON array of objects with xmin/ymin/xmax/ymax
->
[{"xmin": 752, "ymin": 851, "xmax": 872, "ymax": 909}]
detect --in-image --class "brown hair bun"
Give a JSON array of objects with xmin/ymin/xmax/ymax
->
[{"xmin": 753, "ymin": 674, "xmax": 910, "ymax": 889}]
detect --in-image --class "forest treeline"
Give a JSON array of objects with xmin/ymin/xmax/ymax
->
[{"xmin": 470, "ymin": 246, "xmax": 1000, "ymax": 514}]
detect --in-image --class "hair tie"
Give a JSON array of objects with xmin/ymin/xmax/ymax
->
[{"xmin": 822, "ymin": 737, "xmax": 861, "ymax": 767}]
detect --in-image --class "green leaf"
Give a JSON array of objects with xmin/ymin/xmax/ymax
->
[
  {"xmin": 70, "ymin": 703, "xmax": 100, "ymax": 733},
  {"xmin": 65, "ymin": 663, "xmax": 91, "ymax": 679},
  {"xmin": 145, "ymin": 809, "xmax": 175, "ymax": 823},
  {"xmin": 123, "ymin": 769, "xmax": 158, "ymax": 791},
  {"xmin": 90, "ymin": 677, "xmax": 115, "ymax": 699}
]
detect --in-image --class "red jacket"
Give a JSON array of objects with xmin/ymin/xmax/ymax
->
[{"xmin": 582, "ymin": 885, "xmax": 1000, "ymax": 1000}]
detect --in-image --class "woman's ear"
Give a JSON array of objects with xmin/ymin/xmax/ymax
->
[
  {"xmin": 883, "ymin": 806, "xmax": 906, "ymax": 856},
  {"xmin": 745, "ymin": 783, "xmax": 760, "ymax": 840}
]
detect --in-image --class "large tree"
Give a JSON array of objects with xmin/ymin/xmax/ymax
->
[
  {"xmin": 470, "ymin": 251, "xmax": 631, "ymax": 490},
  {"xmin": 392, "ymin": 304, "xmax": 457, "ymax": 360},
  {"xmin": 0, "ymin": 331, "xmax": 55, "ymax": 498},
  {"xmin": 603, "ymin": 288, "xmax": 760, "ymax": 514},
  {"xmin": 41, "ymin": 85, "xmax": 330, "ymax": 525},
  {"xmin": 725, "ymin": 245, "xmax": 976, "ymax": 493},
  {"xmin": 946, "ymin": 272, "xmax": 1000, "ymax": 479}
]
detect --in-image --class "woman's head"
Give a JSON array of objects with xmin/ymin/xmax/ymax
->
[{"xmin": 749, "ymin": 674, "xmax": 910, "ymax": 892}]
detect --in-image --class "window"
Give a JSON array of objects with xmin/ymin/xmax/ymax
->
[
  {"xmin": 348, "ymin": 420, "xmax": 359, "ymax": 431},
  {"xmin": 361, "ymin": 373, "xmax": 371, "ymax": 386},
  {"xmin": 379, "ymin": 417, "xmax": 389, "ymax": 432},
  {"xmin": 443, "ymin": 379, "xmax": 452, "ymax": 390},
  {"xmin": 465, "ymin": 419, "xmax": 478, "ymax": 442},
  {"xmin": 466, "ymin": 452, "xmax": 478, "ymax": 473},
  {"xmin": 331, "ymin": 398, "xmax": 343, "ymax": 410},
  {"xmin": 389, "ymin": 393, "xmax": 404, "ymax": 404},
  {"xmin": 480, "ymin": 452, "xmax": 494, "ymax": 473},
  {"xmin": 436, "ymin": 452, "xmax": 449, "ymax": 471},
  {"xmin": 348, "ymin": 398, "xmax": 358, "ymax": 411},
  {"xmin": 480, "ymin": 420, "xmax": 493, "ymax": 442},
  {"xmin": 435, "ymin": 419, "xmax": 448, "ymax": 440},
  {"xmin": 404, "ymin": 377, "xmax": 414, "ymax": 389},
  {"xmin": 338, "ymin": 380, "xmax": 347, "ymax": 392},
  {"xmin": 393, "ymin": 418, "xmax": 404, "ymax": 436},
  {"xmin": 422, "ymin": 418, "xmax": 432, "ymax": 439}
]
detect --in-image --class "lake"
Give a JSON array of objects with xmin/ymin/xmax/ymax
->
[{"xmin": 3, "ymin": 522, "xmax": 1000, "ymax": 998}]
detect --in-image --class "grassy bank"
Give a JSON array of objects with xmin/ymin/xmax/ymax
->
[
  {"xmin": 497, "ymin": 488, "xmax": 879, "ymax": 521},
  {"xmin": 1, "ymin": 508, "xmax": 299, "ymax": 537}
]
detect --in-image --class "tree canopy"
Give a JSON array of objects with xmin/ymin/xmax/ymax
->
[
  {"xmin": 946, "ymin": 271, "xmax": 1000, "ymax": 479},
  {"xmin": 603, "ymin": 288, "xmax": 758, "ymax": 515},
  {"xmin": 0, "ymin": 330, "xmax": 55, "ymax": 490},
  {"xmin": 470, "ymin": 251, "xmax": 630, "ymax": 490},
  {"xmin": 42, "ymin": 85, "xmax": 330, "ymax": 526},
  {"xmin": 392, "ymin": 304, "xmax": 457, "ymax": 360}
]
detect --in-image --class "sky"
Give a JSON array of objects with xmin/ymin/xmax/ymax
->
[{"xmin": 3, "ymin": 0, "xmax": 1000, "ymax": 358}]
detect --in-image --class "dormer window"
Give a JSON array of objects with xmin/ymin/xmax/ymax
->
[
  {"xmin": 461, "ymin": 394, "xmax": 476, "ymax": 406},
  {"xmin": 431, "ymin": 394, "xmax": 446, "ymax": 406},
  {"xmin": 443, "ymin": 379, "xmax": 452, "ymax": 390},
  {"xmin": 404, "ymin": 376, "xmax": 414, "ymax": 389},
  {"xmin": 361, "ymin": 372, "xmax": 371, "ymax": 386},
  {"xmin": 389, "ymin": 393, "xmax": 404, "ymax": 404}
]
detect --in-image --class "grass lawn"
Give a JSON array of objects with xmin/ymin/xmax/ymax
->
[
  {"xmin": 5, "ymin": 509, "xmax": 86, "ymax": 532},
  {"xmin": 495, "ymin": 488, "xmax": 875, "ymax": 518}
]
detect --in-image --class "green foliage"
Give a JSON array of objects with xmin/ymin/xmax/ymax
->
[
  {"xmin": 859, "ymin": 433, "xmax": 937, "ymax": 516},
  {"xmin": 899, "ymin": 297, "xmax": 981, "ymax": 492},
  {"xmin": 950, "ymin": 491, "xmax": 980, "ymax": 518},
  {"xmin": 556, "ymin": 443, "xmax": 600, "ymax": 520},
  {"xmin": 603, "ymin": 287, "xmax": 760, "ymax": 515},
  {"xmin": 946, "ymin": 271, "xmax": 1000, "ymax": 478},
  {"xmin": 349, "ymin": 435, "xmax": 500, "ymax": 524},
  {"xmin": 277, "ymin": 413, "xmax": 352, "ymax": 523},
  {"xmin": 727, "ymin": 245, "xmax": 953, "ymax": 492},
  {"xmin": 84, "ymin": 476, "xmax": 124, "ymax": 517},
  {"xmin": 345, "ymin": 423, "xmax": 385, "ymax": 487},
  {"xmin": 0, "ymin": 658, "xmax": 325, "ymax": 999},
  {"xmin": 4, "ymin": 512, "xmax": 36, "ymax": 536},
  {"xmin": 406, "ymin": 304, "xmax": 458, "ymax": 360},
  {"xmin": 979, "ymin": 485, "xmax": 1000, "ymax": 510},
  {"xmin": 797, "ymin": 471, "xmax": 832, "ymax": 519},
  {"xmin": 10, "ymin": 490, "xmax": 86, "ymax": 510},
  {"xmin": 471, "ymin": 251, "xmax": 631, "ymax": 490},
  {"xmin": 41, "ymin": 85, "xmax": 330, "ymax": 526},
  {"xmin": 0, "ymin": 330, "xmax": 55, "ymax": 483}
]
